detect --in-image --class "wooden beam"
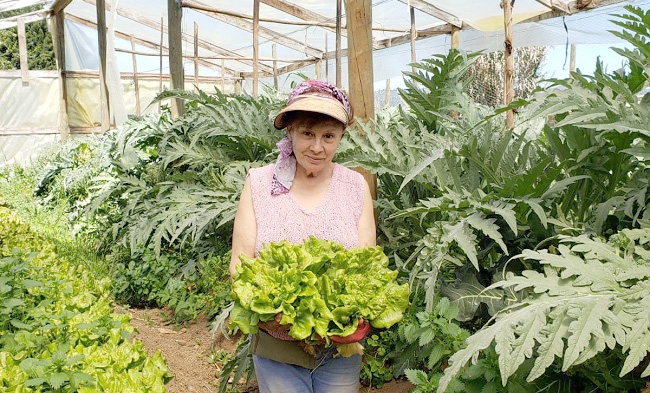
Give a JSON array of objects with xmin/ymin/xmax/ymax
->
[
  {"xmin": 501, "ymin": 0, "xmax": 514, "ymax": 130},
  {"xmin": 17, "ymin": 17, "xmax": 28, "ymax": 82},
  {"xmin": 51, "ymin": 10, "xmax": 69, "ymax": 140},
  {"xmin": 520, "ymin": 0, "xmax": 625, "ymax": 23},
  {"xmin": 451, "ymin": 25, "xmax": 460, "ymax": 49},
  {"xmin": 374, "ymin": 24, "xmax": 451, "ymax": 49},
  {"xmin": 80, "ymin": 0, "xmax": 259, "ymax": 74},
  {"xmin": 0, "ymin": 0, "xmax": 49, "ymax": 13},
  {"xmin": 336, "ymin": 0, "xmax": 342, "ymax": 87},
  {"xmin": 396, "ymin": 0, "xmax": 463, "ymax": 27},
  {"xmin": 410, "ymin": 6, "xmax": 416, "ymax": 72},
  {"xmin": 253, "ymin": 0, "xmax": 259, "ymax": 97},
  {"xmin": 168, "ymin": 0, "xmax": 184, "ymax": 117},
  {"xmin": 50, "ymin": 0, "xmax": 73, "ymax": 15},
  {"xmin": 194, "ymin": 22, "xmax": 199, "ymax": 89},
  {"xmin": 346, "ymin": 0, "xmax": 376, "ymax": 199},
  {"xmin": 260, "ymin": 0, "xmax": 348, "ymax": 38},
  {"xmin": 96, "ymin": 0, "xmax": 110, "ymax": 132},
  {"xmin": 272, "ymin": 43, "xmax": 278, "ymax": 89},
  {"xmin": 187, "ymin": 0, "xmax": 324, "ymax": 59},
  {"xmin": 0, "ymin": 10, "xmax": 47, "ymax": 30},
  {"xmin": 131, "ymin": 35, "xmax": 141, "ymax": 115},
  {"xmin": 534, "ymin": 0, "xmax": 571, "ymax": 14}
]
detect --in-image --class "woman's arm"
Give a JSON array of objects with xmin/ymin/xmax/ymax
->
[
  {"xmin": 357, "ymin": 181, "xmax": 377, "ymax": 248},
  {"xmin": 229, "ymin": 176, "xmax": 257, "ymax": 277}
]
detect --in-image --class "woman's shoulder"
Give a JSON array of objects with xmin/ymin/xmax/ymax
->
[
  {"xmin": 333, "ymin": 163, "xmax": 366, "ymax": 187},
  {"xmin": 248, "ymin": 163, "xmax": 275, "ymax": 179}
]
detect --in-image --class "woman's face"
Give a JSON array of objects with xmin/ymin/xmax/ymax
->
[{"xmin": 287, "ymin": 113, "xmax": 345, "ymax": 177}]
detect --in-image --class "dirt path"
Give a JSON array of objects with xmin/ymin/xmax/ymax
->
[{"xmin": 122, "ymin": 308, "xmax": 413, "ymax": 393}]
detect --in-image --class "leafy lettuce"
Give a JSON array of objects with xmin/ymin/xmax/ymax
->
[{"xmin": 229, "ymin": 237, "xmax": 409, "ymax": 342}]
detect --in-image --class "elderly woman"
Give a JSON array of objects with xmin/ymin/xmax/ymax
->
[{"xmin": 229, "ymin": 80, "xmax": 376, "ymax": 393}]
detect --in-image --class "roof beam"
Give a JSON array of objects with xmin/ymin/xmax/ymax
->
[
  {"xmin": 0, "ymin": 0, "xmax": 48, "ymax": 13},
  {"xmin": 375, "ymin": 23, "xmax": 452, "ymax": 49},
  {"xmin": 534, "ymin": 0, "xmax": 571, "ymax": 14},
  {"xmin": 66, "ymin": 14, "xmax": 236, "ymax": 75},
  {"xmin": 49, "ymin": 0, "xmax": 72, "ymax": 15},
  {"xmin": 259, "ymin": 0, "xmax": 347, "ymax": 37},
  {"xmin": 520, "ymin": 0, "xmax": 625, "ymax": 23},
  {"xmin": 0, "ymin": 9, "xmax": 45, "ymax": 30},
  {"xmin": 80, "ymin": 0, "xmax": 273, "ymax": 73},
  {"xmin": 185, "ymin": 0, "xmax": 324, "ymax": 58},
  {"xmin": 396, "ymin": 0, "xmax": 463, "ymax": 27}
]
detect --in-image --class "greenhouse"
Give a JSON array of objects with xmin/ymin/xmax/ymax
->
[{"xmin": 1, "ymin": 0, "xmax": 650, "ymax": 392}]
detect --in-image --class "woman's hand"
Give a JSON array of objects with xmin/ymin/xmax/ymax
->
[
  {"xmin": 258, "ymin": 313, "xmax": 291, "ymax": 333},
  {"xmin": 329, "ymin": 318, "xmax": 371, "ymax": 345}
]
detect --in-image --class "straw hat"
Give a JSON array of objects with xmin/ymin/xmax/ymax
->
[{"xmin": 274, "ymin": 80, "xmax": 352, "ymax": 129}]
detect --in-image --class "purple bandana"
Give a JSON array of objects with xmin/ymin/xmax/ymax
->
[{"xmin": 271, "ymin": 136, "xmax": 295, "ymax": 195}]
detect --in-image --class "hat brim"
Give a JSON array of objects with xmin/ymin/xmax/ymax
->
[{"xmin": 274, "ymin": 95, "xmax": 349, "ymax": 129}]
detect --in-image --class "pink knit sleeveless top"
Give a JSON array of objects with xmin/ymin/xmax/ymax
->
[{"xmin": 249, "ymin": 163, "xmax": 366, "ymax": 255}]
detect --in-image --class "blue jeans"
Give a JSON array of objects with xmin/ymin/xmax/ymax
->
[{"xmin": 253, "ymin": 353, "xmax": 362, "ymax": 393}]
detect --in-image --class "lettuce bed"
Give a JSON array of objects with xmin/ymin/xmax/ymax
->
[
  {"xmin": 229, "ymin": 237, "xmax": 410, "ymax": 342},
  {"xmin": 0, "ymin": 206, "xmax": 172, "ymax": 392}
]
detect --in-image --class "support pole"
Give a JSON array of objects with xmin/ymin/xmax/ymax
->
[
  {"xmin": 168, "ymin": 0, "xmax": 184, "ymax": 117},
  {"xmin": 17, "ymin": 18, "xmax": 28, "ymax": 83},
  {"xmin": 325, "ymin": 33, "xmax": 329, "ymax": 82},
  {"xmin": 221, "ymin": 59, "xmax": 225, "ymax": 91},
  {"xmin": 253, "ymin": 0, "xmax": 260, "ymax": 97},
  {"xmin": 345, "ymin": 0, "xmax": 376, "ymax": 198},
  {"xmin": 451, "ymin": 25, "xmax": 460, "ymax": 49},
  {"xmin": 96, "ymin": 0, "xmax": 110, "ymax": 132},
  {"xmin": 272, "ymin": 44, "xmax": 278, "ymax": 90},
  {"xmin": 501, "ymin": 0, "xmax": 515, "ymax": 130},
  {"xmin": 570, "ymin": 44, "xmax": 576, "ymax": 72},
  {"xmin": 194, "ymin": 22, "xmax": 199, "ymax": 91},
  {"xmin": 52, "ymin": 11, "xmax": 69, "ymax": 140},
  {"xmin": 159, "ymin": 16, "xmax": 163, "ymax": 112},
  {"xmin": 410, "ymin": 6, "xmax": 416, "ymax": 72},
  {"xmin": 336, "ymin": 0, "xmax": 342, "ymax": 87},
  {"xmin": 385, "ymin": 78, "xmax": 390, "ymax": 108},
  {"xmin": 131, "ymin": 35, "xmax": 141, "ymax": 115}
]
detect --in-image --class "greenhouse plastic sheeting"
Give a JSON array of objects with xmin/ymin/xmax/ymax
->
[
  {"xmin": 60, "ymin": 0, "xmax": 650, "ymax": 89},
  {"xmin": 0, "ymin": 71, "xmax": 59, "ymax": 132}
]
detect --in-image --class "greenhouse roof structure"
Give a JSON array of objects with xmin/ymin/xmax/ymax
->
[
  {"xmin": 1, "ymin": 0, "xmax": 648, "ymax": 89},
  {"xmin": 0, "ymin": 0, "xmax": 648, "ymax": 164}
]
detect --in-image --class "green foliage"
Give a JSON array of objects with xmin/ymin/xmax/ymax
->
[
  {"xmin": 437, "ymin": 229, "xmax": 650, "ymax": 392},
  {"xmin": 0, "ymin": 206, "xmax": 171, "ymax": 391},
  {"xmin": 0, "ymin": 6, "xmax": 55, "ymax": 70},
  {"xmin": 360, "ymin": 329, "xmax": 398, "ymax": 388}
]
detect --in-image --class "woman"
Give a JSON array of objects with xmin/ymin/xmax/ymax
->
[{"xmin": 229, "ymin": 80, "xmax": 376, "ymax": 393}]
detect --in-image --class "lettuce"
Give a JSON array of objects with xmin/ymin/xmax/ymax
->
[{"xmin": 229, "ymin": 237, "xmax": 409, "ymax": 343}]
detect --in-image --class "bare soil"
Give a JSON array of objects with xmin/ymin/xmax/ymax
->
[{"xmin": 122, "ymin": 307, "xmax": 413, "ymax": 393}]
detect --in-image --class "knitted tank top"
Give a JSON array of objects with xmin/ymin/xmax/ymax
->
[{"xmin": 249, "ymin": 163, "xmax": 366, "ymax": 255}]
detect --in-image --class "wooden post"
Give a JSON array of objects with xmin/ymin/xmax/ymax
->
[
  {"xmin": 221, "ymin": 59, "xmax": 225, "ymax": 91},
  {"xmin": 168, "ymin": 0, "xmax": 184, "ymax": 117},
  {"xmin": 96, "ymin": 0, "xmax": 110, "ymax": 133},
  {"xmin": 346, "ymin": 0, "xmax": 376, "ymax": 198},
  {"xmin": 501, "ymin": 0, "xmax": 514, "ymax": 130},
  {"xmin": 194, "ymin": 22, "xmax": 199, "ymax": 91},
  {"xmin": 235, "ymin": 73, "xmax": 242, "ymax": 94},
  {"xmin": 159, "ymin": 16, "xmax": 163, "ymax": 112},
  {"xmin": 325, "ymin": 33, "xmax": 329, "ymax": 82},
  {"xmin": 336, "ymin": 0, "xmax": 342, "ymax": 87},
  {"xmin": 17, "ymin": 18, "xmax": 29, "ymax": 83},
  {"xmin": 451, "ymin": 25, "xmax": 460, "ymax": 49},
  {"xmin": 272, "ymin": 44, "xmax": 278, "ymax": 89},
  {"xmin": 410, "ymin": 6, "xmax": 416, "ymax": 72},
  {"xmin": 131, "ymin": 35, "xmax": 141, "ymax": 115},
  {"xmin": 253, "ymin": 0, "xmax": 260, "ymax": 97},
  {"xmin": 385, "ymin": 78, "xmax": 390, "ymax": 108},
  {"xmin": 315, "ymin": 59, "xmax": 322, "ymax": 80},
  {"xmin": 52, "ymin": 11, "xmax": 69, "ymax": 140},
  {"xmin": 570, "ymin": 44, "xmax": 576, "ymax": 72}
]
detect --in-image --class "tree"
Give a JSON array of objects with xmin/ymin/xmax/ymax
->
[
  {"xmin": 464, "ymin": 46, "xmax": 547, "ymax": 107},
  {"xmin": 0, "ymin": 6, "xmax": 55, "ymax": 70}
]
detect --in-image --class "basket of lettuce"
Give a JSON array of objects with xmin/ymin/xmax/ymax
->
[{"xmin": 229, "ymin": 237, "xmax": 409, "ymax": 356}]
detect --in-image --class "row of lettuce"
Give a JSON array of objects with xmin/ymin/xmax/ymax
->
[
  {"xmin": 1, "ymin": 5, "xmax": 649, "ymax": 392},
  {"xmin": 0, "ymin": 202, "xmax": 171, "ymax": 391}
]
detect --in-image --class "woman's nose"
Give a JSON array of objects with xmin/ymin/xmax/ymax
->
[{"xmin": 310, "ymin": 138, "xmax": 324, "ymax": 152}]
